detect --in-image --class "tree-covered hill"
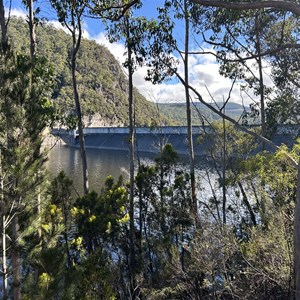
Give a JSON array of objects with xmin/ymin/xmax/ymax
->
[
  {"xmin": 7, "ymin": 17, "xmax": 251, "ymax": 128},
  {"xmin": 7, "ymin": 17, "xmax": 172, "ymax": 127},
  {"xmin": 158, "ymin": 101, "xmax": 249, "ymax": 125}
]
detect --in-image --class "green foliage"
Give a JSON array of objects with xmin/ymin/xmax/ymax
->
[
  {"xmin": 68, "ymin": 251, "xmax": 118, "ymax": 300},
  {"xmin": 73, "ymin": 175, "xmax": 128, "ymax": 252},
  {"xmin": 0, "ymin": 43, "xmax": 59, "ymax": 299},
  {"xmin": 237, "ymin": 211, "xmax": 293, "ymax": 299},
  {"xmin": 0, "ymin": 47, "xmax": 55, "ymax": 209},
  {"xmin": 158, "ymin": 101, "xmax": 249, "ymax": 125}
]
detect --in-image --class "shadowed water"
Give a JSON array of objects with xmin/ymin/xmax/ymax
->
[{"xmin": 46, "ymin": 145, "xmax": 155, "ymax": 194}]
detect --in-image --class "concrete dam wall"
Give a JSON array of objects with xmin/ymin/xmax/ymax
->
[{"xmin": 52, "ymin": 125, "xmax": 300, "ymax": 156}]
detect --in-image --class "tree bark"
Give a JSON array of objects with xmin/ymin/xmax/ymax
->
[
  {"xmin": 126, "ymin": 17, "xmax": 136, "ymax": 295},
  {"xmin": 70, "ymin": 11, "xmax": 89, "ymax": 195},
  {"xmin": 255, "ymin": 14, "xmax": 266, "ymax": 141},
  {"xmin": 27, "ymin": 0, "xmax": 36, "ymax": 58},
  {"xmin": 237, "ymin": 181, "xmax": 257, "ymax": 226},
  {"xmin": 11, "ymin": 216, "xmax": 21, "ymax": 300},
  {"xmin": 184, "ymin": 0, "xmax": 198, "ymax": 225},
  {"xmin": 0, "ymin": 150, "xmax": 8, "ymax": 299},
  {"xmin": 222, "ymin": 112, "xmax": 227, "ymax": 224},
  {"xmin": 2, "ymin": 216, "xmax": 7, "ymax": 299},
  {"xmin": 0, "ymin": 2, "xmax": 7, "ymax": 291},
  {"xmin": 0, "ymin": 0, "xmax": 8, "ymax": 50},
  {"xmin": 294, "ymin": 160, "xmax": 300, "ymax": 299}
]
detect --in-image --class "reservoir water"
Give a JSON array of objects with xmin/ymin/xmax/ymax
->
[
  {"xmin": 46, "ymin": 145, "xmax": 228, "ymax": 220},
  {"xmin": 46, "ymin": 145, "xmax": 156, "ymax": 194}
]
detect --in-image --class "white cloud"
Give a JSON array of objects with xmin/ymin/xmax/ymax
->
[
  {"xmin": 6, "ymin": 7, "xmax": 26, "ymax": 19},
  {"xmin": 93, "ymin": 32, "xmax": 126, "ymax": 64},
  {"xmin": 48, "ymin": 20, "xmax": 69, "ymax": 33},
  {"xmin": 7, "ymin": 4, "xmax": 90, "ymax": 38},
  {"xmin": 48, "ymin": 19, "xmax": 91, "ymax": 38},
  {"xmin": 89, "ymin": 33, "xmax": 257, "ymax": 105},
  {"xmin": 82, "ymin": 20, "xmax": 91, "ymax": 39}
]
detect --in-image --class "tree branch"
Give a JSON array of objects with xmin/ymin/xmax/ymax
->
[
  {"xmin": 89, "ymin": 0, "xmax": 140, "ymax": 21},
  {"xmin": 191, "ymin": 0, "xmax": 300, "ymax": 17},
  {"xmin": 187, "ymin": 43, "xmax": 300, "ymax": 62},
  {"xmin": 174, "ymin": 69, "xmax": 299, "ymax": 169}
]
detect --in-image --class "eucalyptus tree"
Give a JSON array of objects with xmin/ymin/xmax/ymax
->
[
  {"xmin": 0, "ymin": 6, "xmax": 55, "ymax": 297},
  {"xmin": 195, "ymin": 9, "xmax": 271, "ymax": 131},
  {"xmin": 190, "ymin": 8, "xmax": 284, "ymax": 224},
  {"xmin": 8, "ymin": 0, "xmax": 40, "ymax": 292},
  {"xmin": 182, "ymin": 0, "xmax": 197, "ymax": 223},
  {"xmin": 191, "ymin": 0, "xmax": 300, "ymax": 131},
  {"xmin": 139, "ymin": 0, "xmax": 201, "ymax": 225},
  {"xmin": 111, "ymin": 15, "xmax": 139, "ymax": 295},
  {"xmin": 265, "ymin": 16, "xmax": 300, "ymax": 127},
  {"xmin": 0, "ymin": 1, "xmax": 10, "ymax": 297},
  {"xmin": 90, "ymin": 2, "xmax": 145, "ymax": 296},
  {"xmin": 50, "ymin": 0, "xmax": 89, "ymax": 195},
  {"xmin": 192, "ymin": 6, "xmax": 299, "ymax": 136},
  {"xmin": 22, "ymin": 0, "xmax": 36, "ymax": 57}
]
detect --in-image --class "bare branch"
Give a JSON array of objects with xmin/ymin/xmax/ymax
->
[
  {"xmin": 174, "ymin": 70, "xmax": 299, "ymax": 168},
  {"xmin": 220, "ymin": 76, "xmax": 237, "ymax": 111},
  {"xmin": 186, "ymin": 43, "xmax": 300, "ymax": 63},
  {"xmin": 191, "ymin": 0, "xmax": 300, "ymax": 17}
]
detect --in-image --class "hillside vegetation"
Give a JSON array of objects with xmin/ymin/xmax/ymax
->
[
  {"xmin": 158, "ymin": 101, "xmax": 249, "ymax": 125},
  {"xmin": 7, "ymin": 17, "xmax": 172, "ymax": 127},
  {"xmin": 8, "ymin": 17, "xmax": 250, "ymax": 127}
]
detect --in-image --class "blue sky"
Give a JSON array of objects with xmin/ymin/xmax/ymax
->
[{"xmin": 6, "ymin": 0, "xmax": 269, "ymax": 105}]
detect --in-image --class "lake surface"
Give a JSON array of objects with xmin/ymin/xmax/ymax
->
[
  {"xmin": 46, "ymin": 144, "xmax": 215, "ymax": 200},
  {"xmin": 46, "ymin": 145, "xmax": 156, "ymax": 194},
  {"xmin": 46, "ymin": 145, "xmax": 227, "ymax": 222}
]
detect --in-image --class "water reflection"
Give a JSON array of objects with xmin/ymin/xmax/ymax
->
[{"xmin": 46, "ymin": 145, "xmax": 155, "ymax": 194}]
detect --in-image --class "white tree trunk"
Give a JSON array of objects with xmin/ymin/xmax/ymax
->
[{"xmin": 294, "ymin": 160, "xmax": 300, "ymax": 299}]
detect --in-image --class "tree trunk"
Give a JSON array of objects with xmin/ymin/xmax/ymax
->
[
  {"xmin": 70, "ymin": 13, "xmax": 89, "ymax": 195},
  {"xmin": 72, "ymin": 61, "xmax": 89, "ymax": 195},
  {"xmin": 27, "ymin": 0, "xmax": 36, "ymax": 58},
  {"xmin": 255, "ymin": 14, "xmax": 266, "ymax": 140},
  {"xmin": 237, "ymin": 181, "xmax": 257, "ymax": 226},
  {"xmin": 222, "ymin": 108, "xmax": 227, "ymax": 224},
  {"xmin": 126, "ymin": 19, "xmax": 136, "ymax": 295},
  {"xmin": 294, "ymin": 159, "xmax": 300, "ymax": 299},
  {"xmin": 2, "ymin": 216, "xmax": 7, "ymax": 299},
  {"xmin": 0, "ymin": 0, "xmax": 7, "ymax": 50},
  {"xmin": 0, "ymin": 150, "xmax": 8, "ymax": 299},
  {"xmin": 11, "ymin": 215, "xmax": 21, "ymax": 300},
  {"xmin": 184, "ymin": 0, "xmax": 197, "ymax": 225}
]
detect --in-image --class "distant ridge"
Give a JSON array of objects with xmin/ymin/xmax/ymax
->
[{"xmin": 157, "ymin": 102, "xmax": 249, "ymax": 125}]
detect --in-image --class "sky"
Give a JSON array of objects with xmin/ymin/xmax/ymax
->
[{"xmin": 6, "ymin": 0, "xmax": 273, "ymax": 106}]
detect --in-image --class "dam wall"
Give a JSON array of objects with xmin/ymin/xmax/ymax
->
[{"xmin": 52, "ymin": 125, "xmax": 300, "ymax": 156}]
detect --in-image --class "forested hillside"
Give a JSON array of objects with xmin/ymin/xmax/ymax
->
[
  {"xmin": 8, "ymin": 17, "xmax": 251, "ymax": 127},
  {"xmin": 7, "ymin": 17, "xmax": 171, "ymax": 126},
  {"xmin": 158, "ymin": 101, "xmax": 250, "ymax": 125}
]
